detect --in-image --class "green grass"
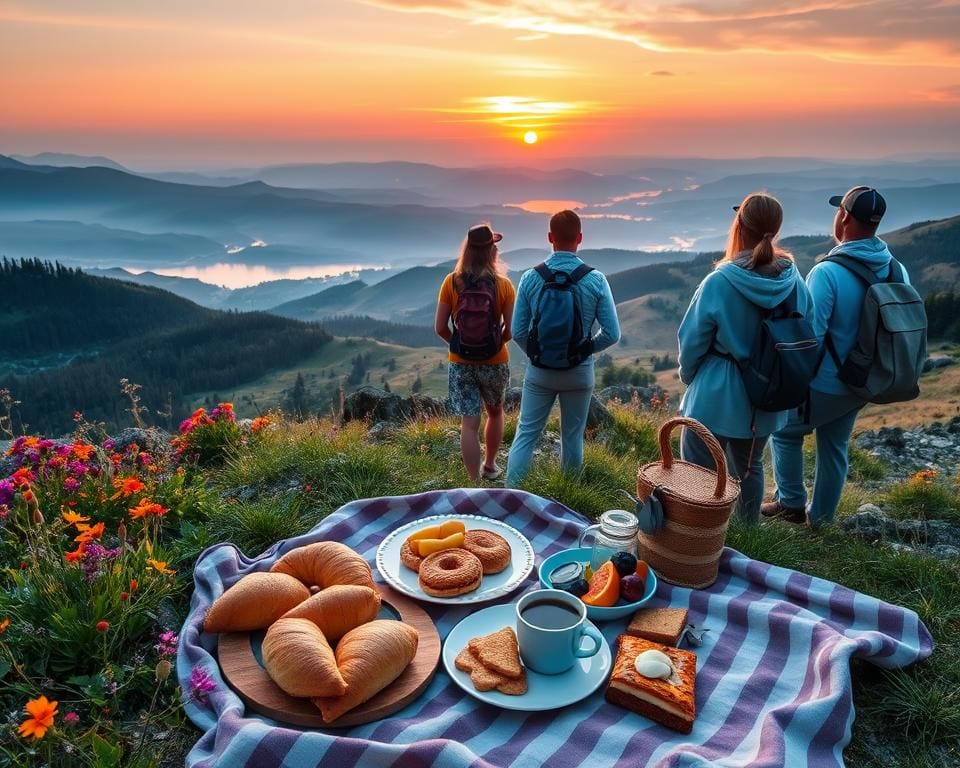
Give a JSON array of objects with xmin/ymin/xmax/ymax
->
[{"xmin": 884, "ymin": 479, "xmax": 960, "ymax": 524}]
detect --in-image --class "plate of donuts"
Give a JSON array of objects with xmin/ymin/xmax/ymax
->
[{"xmin": 375, "ymin": 514, "xmax": 535, "ymax": 605}]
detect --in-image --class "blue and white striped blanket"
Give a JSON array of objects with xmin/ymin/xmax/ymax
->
[{"xmin": 179, "ymin": 489, "xmax": 933, "ymax": 767}]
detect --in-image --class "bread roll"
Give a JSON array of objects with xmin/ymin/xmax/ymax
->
[
  {"xmin": 281, "ymin": 584, "xmax": 381, "ymax": 643},
  {"xmin": 262, "ymin": 618, "xmax": 347, "ymax": 698},
  {"xmin": 312, "ymin": 620, "xmax": 419, "ymax": 723},
  {"xmin": 270, "ymin": 541, "xmax": 374, "ymax": 590},
  {"xmin": 203, "ymin": 572, "xmax": 310, "ymax": 633}
]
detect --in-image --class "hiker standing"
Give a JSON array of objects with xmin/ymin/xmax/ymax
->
[
  {"xmin": 435, "ymin": 223, "xmax": 516, "ymax": 483},
  {"xmin": 764, "ymin": 187, "xmax": 926, "ymax": 527},
  {"xmin": 506, "ymin": 210, "xmax": 620, "ymax": 486},
  {"xmin": 678, "ymin": 193, "xmax": 815, "ymax": 524}
]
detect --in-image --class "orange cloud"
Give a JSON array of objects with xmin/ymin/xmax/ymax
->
[{"xmin": 364, "ymin": 0, "xmax": 960, "ymax": 64}]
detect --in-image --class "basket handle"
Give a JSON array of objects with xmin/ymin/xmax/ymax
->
[{"xmin": 657, "ymin": 417, "xmax": 729, "ymax": 499}]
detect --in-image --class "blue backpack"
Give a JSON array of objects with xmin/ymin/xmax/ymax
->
[
  {"xmin": 525, "ymin": 262, "xmax": 594, "ymax": 370},
  {"xmin": 711, "ymin": 283, "xmax": 820, "ymax": 412}
]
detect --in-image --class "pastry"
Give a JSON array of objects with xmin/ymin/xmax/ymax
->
[
  {"xmin": 270, "ymin": 541, "xmax": 374, "ymax": 590},
  {"xmin": 418, "ymin": 549, "xmax": 483, "ymax": 597},
  {"xmin": 203, "ymin": 572, "xmax": 310, "ymax": 633},
  {"xmin": 467, "ymin": 627, "xmax": 522, "ymax": 679},
  {"xmin": 605, "ymin": 635, "xmax": 696, "ymax": 734},
  {"xmin": 454, "ymin": 646, "xmax": 527, "ymax": 695},
  {"xmin": 626, "ymin": 607, "xmax": 689, "ymax": 647},
  {"xmin": 262, "ymin": 618, "xmax": 347, "ymax": 698},
  {"xmin": 280, "ymin": 584, "xmax": 381, "ymax": 643},
  {"xmin": 462, "ymin": 529, "xmax": 511, "ymax": 575},
  {"xmin": 399, "ymin": 539, "xmax": 424, "ymax": 572},
  {"xmin": 312, "ymin": 620, "xmax": 419, "ymax": 723}
]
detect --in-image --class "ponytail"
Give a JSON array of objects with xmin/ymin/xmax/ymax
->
[
  {"xmin": 746, "ymin": 232, "xmax": 776, "ymax": 270},
  {"xmin": 720, "ymin": 194, "xmax": 791, "ymax": 270}
]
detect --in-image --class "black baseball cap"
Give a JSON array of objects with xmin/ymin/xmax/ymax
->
[
  {"xmin": 467, "ymin": 224, "xmax": 502, "ymax": 247},
  {"xmin": 829, "ymin": 186, "xmax": 886, "ymax": 225}
]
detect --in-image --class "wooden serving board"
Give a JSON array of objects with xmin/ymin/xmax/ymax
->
[{"xmin": 218, "ymin": 582, "xmax": 441, "ymax": 728}]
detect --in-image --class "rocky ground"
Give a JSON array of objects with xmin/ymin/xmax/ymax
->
[{"xmin": 855, "ymin": 417, "xmax": 960, "ymax": 480}]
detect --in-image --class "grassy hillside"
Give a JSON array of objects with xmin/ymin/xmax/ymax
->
[{"xmin": 3, "ymin": 400, "xmax": 956, "ymax": 767}]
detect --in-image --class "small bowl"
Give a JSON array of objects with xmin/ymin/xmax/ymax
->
[{"xmin": 538, "ymin": 547, "xmax": 657, "ymax": 622}]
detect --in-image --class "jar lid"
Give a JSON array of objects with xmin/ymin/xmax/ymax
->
[
  {"xmin": 549, "ymin": 561, "xmax": 584, "ymax": 586},
  {"xmin": 600, "ymin": 509, "xmax": 639, "ymax": 537}
]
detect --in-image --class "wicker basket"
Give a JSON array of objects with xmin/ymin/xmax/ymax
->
[{"xmin": 636, "ymin": 417, "xmax": 740, "ymax": 589}]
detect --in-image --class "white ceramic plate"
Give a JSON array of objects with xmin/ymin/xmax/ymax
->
[
  {"xmin": 375, "ymin": 514, "xmax": 535, "ymax": 605},
  {"xmin": 442, "ymin": 603, "xmax": 612, "ymax": 712}
]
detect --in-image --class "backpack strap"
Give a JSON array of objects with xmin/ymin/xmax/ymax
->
[
  {"xmin": 821, "ymin": 253, "xmax": 881, "ymax": 286},
  {"xmin": 534, "ymin": 262, "xmax": 554, "ymax": 283},
  {"xmin": 569, "ymin": 263, "xmax": 594, "ymax": 284},
  {"xmin": 886, "ymin": 259, "xmax": 906, "ymax": 284}
]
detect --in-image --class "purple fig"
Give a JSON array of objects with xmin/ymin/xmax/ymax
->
[{"xmin": 620, "ymin": 573, "xmax": 646, "ymax": 603}]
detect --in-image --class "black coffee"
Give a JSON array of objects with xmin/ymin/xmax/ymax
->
[{"xmin": 520, "ymin": 600, "xmax": 581, "ymax": 630}]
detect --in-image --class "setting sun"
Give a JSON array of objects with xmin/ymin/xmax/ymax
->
[{"xmin": 523, "ymin": 131, "xmax": 538, "ymax": 145}]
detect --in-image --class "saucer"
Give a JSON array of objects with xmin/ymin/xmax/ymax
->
[{"xmin": 442, "ymin": 602, "xmax": 612, "ymax": 712}]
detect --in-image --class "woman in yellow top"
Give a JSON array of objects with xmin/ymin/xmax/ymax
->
[{"xmin": 435, "ymin": 223, "xmax": 517, "ymax": 483}]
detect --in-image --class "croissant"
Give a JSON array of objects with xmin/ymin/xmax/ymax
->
[
  {"xmin": 203, "ymin": 572, "xmax": 310, "ymax": 634},
  {"xmin": 312, "ymin": 620, "xmax": 419, "ymax": 723},
  {"xmin": 281, "ymin": 584, "xmax": 382, "ymax": 643},
  {"xmin": 262, "ymin": 618, "xmax": 347, "ymax": 698},
  {"xmin": 270, "ymin": 541, "xmax": 374, "ymax": 590}
]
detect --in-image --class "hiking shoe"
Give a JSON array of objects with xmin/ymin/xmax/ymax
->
[
  {"xmin": 760, "ymin": 501, "xmax": 807, "ymax": 525},
  {"xmin": 481, "ymin": 463, "xmax": 503, "ymax": 481}
]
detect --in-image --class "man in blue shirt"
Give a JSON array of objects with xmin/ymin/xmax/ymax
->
[
  {"xmin": 506, "ymin": 210, "xmax": 621, "ymax": 486},
  {"xmin": 763, "ymin": 187, "xmax": 904, "ymax": 527}
]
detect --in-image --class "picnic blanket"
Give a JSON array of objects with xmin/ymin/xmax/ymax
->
[{"xmin": 179, "ymin": 489, "xmax": 933, "ymax": 768}]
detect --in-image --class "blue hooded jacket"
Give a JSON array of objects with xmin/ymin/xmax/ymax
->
[
  {"xmin": 807, "ymin": 236, "xmax": 909, "ymax": 395},
  {"xmin": 678, "ymin": 255, "xmax": 814, "ymax": 439}
]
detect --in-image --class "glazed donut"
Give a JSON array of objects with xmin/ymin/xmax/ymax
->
[
  {"xmin": 462, "ymin": 529, "xmax": 511, "ymax": 575},
  {"xmin": 270, "ymin": 541, "xmax": 374, "ymax": 590},
  {"xmin": 399, "ymin": 539, "xmax": 424, "ymax": 572},
  {"xmin": 419, "ymin": 549, "xmax": 483, "ymax": 597}
]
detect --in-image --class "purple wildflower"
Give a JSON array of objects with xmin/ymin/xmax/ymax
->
[
  {"xmin": 102, "ymin": 438, "xmax": 115, "ymax": 452},
  {"xmin": 66, "ymin": 461, "xmax": 88, "ymax": 477},
  {"xmin": 189, "ymin": 666, "xmax": 216, "ymax": 704},
  {"xmin": 81, "ymin": 542, "xmax": 122, "ymax": 582},
  {"xmin": 155, "ymin": 630, "xmax": 179, "ymax": 657},
  {"xmin": 0, "ymin": 479, "xmax": 14, "ymax": 507},
  {"xmin": 63, "ymin": 477, "xmax": 80, "ymax": 492}
]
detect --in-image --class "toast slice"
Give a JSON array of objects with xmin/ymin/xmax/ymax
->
[
  {"xmin": 455, "ymin": 646, "xmax": 527, "ymax": 695},
  {"xmin": 467, "ymin": 627, "xmax": 523, "ymax": 679},
  {"xmin": 626, "ymin": 607, "xmax": 689, "ymax": 647}
]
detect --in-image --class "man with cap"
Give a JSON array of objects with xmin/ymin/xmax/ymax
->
[{"xmin": 762, "ymin": 186, "xmax": 908, "ymax": 527}]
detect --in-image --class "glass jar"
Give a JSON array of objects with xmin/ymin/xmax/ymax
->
[{"xmin": 577, "ymin": 509, "xmax": 640, "ymax": 570}]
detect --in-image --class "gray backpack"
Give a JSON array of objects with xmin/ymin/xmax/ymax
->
[{"xmin": 823, "ymin": 254, "xmax": 927, "ymax": 404}]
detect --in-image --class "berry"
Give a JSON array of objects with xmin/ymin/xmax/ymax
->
[
  {"xmin": 610, "ymin": 552, "xmax": 638, "ymax": 577},
  {"xmin": 620, "ymin": 573, "xmax": 646, "ymax": 602},
  {"xmin": 560, "ymin": 578, "xmax": 590, "ymax": 598}
]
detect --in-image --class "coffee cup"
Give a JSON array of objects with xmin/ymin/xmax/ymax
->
[{"xmin": 515, "ymin": 589, "xmax": 603, "ymax": 675}]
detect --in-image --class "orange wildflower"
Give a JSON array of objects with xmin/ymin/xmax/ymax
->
[
  {"xmin": 74, "ymin": 521, "xmax": 105, "ymax": 543},
  {"xmin": 17, "ymin": 695, "xmax": 58, "ymax": 741},
  {"xmin": 61, "ymin": 511, "xmax": 91, "ymax": 527},
  {"xmin": 65, "ymin": 542, "xmax": 88, "ymax": 562},
  {"xmin": 129, "ymin": 498, "xmax": 169, "ymax": 520},
  {"xmin": 129, "ymin": 578, "xmax": 139, "ymax": 592},
  {"xmin": 11, "ymin": 467, "xmax": 34, "ymax": 488},
  {"xmin": 111, "ymin": 476, "xmax": 145, "ymax": 499},
  {"xmin": 0, "ymin": 618, "xmax": 9, "ymax": 634},
  {"xmin": 147, "ymin": 559, "xmax": 176, "ymax": 575},
  {"xmin": 95, "ymin": 620, "xmax": 109, "ymax": 632},
  {"xmin": 251, "ymin": 416, "xmax": 271, "ymax": 432},
  {"xmin": 23, "ymin": 437, "xmax": 41, "ymax": 450},
  {"xmin": 22, "ymin": 490, "xmax": 36, "ymax": 504},
  {"xmin": 71, "ymin": 442, "xmax": 95, "ymax": 461}
]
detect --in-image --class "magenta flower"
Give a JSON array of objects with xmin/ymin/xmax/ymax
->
[
  {"xmin": 155, "ymin": 630, "xmax": 179, "ymax": 657},
  {"xmin": 63, "ymin": 711, "xmax": 80, "ymax": 726},
  {"xmin": 63, "ymin": 477, "xmax": 81, "ymax": 492},
  {"xmin": 189, "ymin": 666, "xmax": 216, "ymax": 704}
]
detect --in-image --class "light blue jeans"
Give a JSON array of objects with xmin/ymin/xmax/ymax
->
[
  {"xmin": 506, "ymin": 363, "xmax": 595, "ymax": 486},
  {"xmin": 769, "ymin": 390, "xmax": 864, "ymax": 526},
  {"xmin": 681, "ymin": 428, "xmax": 768, "ymax": 525}
]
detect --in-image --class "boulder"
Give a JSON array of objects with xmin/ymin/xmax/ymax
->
[
  {"xmin": 111, "ymin": 427, "xmax": 173, "ymax": 458},
  {"xmin": 504, "ymin": 387, "xmax": 523, "ymax": 413},
  {"xmin": 342, "ymin": 386, "xmax": 447, "ymax": 423},
  {"xmin": 922, "ymin": 355, "xmax": 955, "ymax": 372},
  {"xmin": 587, "ymin": 396, "xmax": 613, "ymax": 429}
]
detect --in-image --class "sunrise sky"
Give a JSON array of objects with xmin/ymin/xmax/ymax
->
[{"xmin": 1, "ymin": 0, "xmax": 958, "ymax": 168}]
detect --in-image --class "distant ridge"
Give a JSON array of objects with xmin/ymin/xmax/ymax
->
[{"xmin": 11, "ymin": 152, "xmax": 130, "ymax": 172}]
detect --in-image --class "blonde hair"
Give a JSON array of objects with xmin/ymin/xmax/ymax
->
[
  {"xmin": 721, "ymin": 193, "xmax": 791, "ymax": 269},
  {"xmin": 454, "ymin": 223, "xmax": 503, "ymax": 284}
]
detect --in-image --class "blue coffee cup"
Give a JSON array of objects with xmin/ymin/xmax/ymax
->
[{"xmin": 515, "ymin": 589, "xmax": 603, "ymax": 675}]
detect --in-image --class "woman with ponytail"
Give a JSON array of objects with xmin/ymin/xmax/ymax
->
[{"xmin": 676, "ymin": 193, "xmax": 813, "ymax": 523}]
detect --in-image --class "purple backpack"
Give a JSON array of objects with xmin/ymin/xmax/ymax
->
[{"xmin": 451, "ymin": 274, "xmax": 502, "ymax": 360}]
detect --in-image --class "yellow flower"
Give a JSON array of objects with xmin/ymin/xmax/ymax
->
[
  {"xmin": 18, "ymin": 695, "xmax": 58, "ymax": 741},
  {"xmin": 147, "ymin": 559, "xmax": 176, "ymax": 575},
  {"xmin": 61, "ymin": 511, "xmax": 91, "ymax": 527}
]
